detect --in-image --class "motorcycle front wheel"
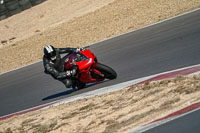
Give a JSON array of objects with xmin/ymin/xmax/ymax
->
[{"xmin": 95, "ymin": 63, "xmax": 117, "ymax": 80}]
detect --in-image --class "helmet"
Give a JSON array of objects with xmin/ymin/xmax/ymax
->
[{"xmin": 44, "ymin": 45, "xmax": 57, "ymax": 61}]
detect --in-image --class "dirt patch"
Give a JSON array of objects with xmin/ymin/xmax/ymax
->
[
  {"xmin": 0, "ymin": 0, "xmax": 200, "ymax": 132},
  {"xmin": 1, "ymin": 74, "xmax": 200, "ymax": 133},
  {"xmin": 0, "ymin": 0, "xmax": 200, "ymax": 74},
  {"xmin": 0, "ymin": 0, "xmax": 115, "ymax": 48}
]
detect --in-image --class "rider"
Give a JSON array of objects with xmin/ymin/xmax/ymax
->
[{"xmin": 43, "ymin": 45, "xmax": 79, "ymax": 88}]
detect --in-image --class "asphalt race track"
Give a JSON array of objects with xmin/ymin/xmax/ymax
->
[
  {"xmin": 0, "ymin": 9, "xmax": 200, "ymax": 120},
  {"xmin": 143, "ymin": 109, "xmax": 200, "ymax": 133}
]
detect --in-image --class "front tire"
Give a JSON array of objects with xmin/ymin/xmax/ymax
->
[{"xmin": 95, "ymin": 63, "xmax": 117, "ymax": 79}]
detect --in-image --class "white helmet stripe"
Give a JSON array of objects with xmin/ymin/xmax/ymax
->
[
  {"xmin": 48, "ymin": 45, "xmax": 53, "ymax": 52},
  {"xmin": 46, "ymin": 45, "xmax": 53, "ymax": 53}
]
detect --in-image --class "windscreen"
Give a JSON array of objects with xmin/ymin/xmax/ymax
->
[{"xmin": 71, "ymin": 52, "xmax": 88, "ymax": 63}]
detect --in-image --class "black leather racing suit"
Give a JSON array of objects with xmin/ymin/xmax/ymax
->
[{"xmin": 43, "ymin": 47, "xmax": 77, "ymax": 87}]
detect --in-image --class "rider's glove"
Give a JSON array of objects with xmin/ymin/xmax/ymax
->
[
  {"xmin": 65, "ymin": 70, "xmax": 77, "ymax": 77},
  {"xmin": 65, "ymin": 65, "xmax": 79, "ymax": 77},
  {"xmin": 74, "ymin": 48, "xmax": 80, "ymax": 52},
  {"xmin": 80, "ymin": 47, "xmax": 86, "ymax": 51},
  {"xmin": 71, "ymin": 69, "xmax": 77, "ymax": 76},
  {"xmin": 72, "ymin": 65, "xmax": 79, "ymax": 76},
  {"xmin": 75, "ymin": 47, "xmax": 86, "ymax": 52},
  {"xmin": 65, "ymin": 70, "xmax": 72, "ymax": 76}
]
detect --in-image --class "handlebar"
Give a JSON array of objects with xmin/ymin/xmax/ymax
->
[
  {"xmin": 82, "ymin": 46, "xmax": 90, "ymax": 50},
  {"xmin": 77, "ymin": 46, "xmax": 90, "ymax": 51}
]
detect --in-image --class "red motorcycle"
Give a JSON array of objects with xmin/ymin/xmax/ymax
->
[{"xmin": 64, "ymin": 46, "xmax": 117, "ymax": 89}]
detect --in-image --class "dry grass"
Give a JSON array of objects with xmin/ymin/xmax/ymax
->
[
  {"xmin": 1, "ymin": 74, "xmax": 200, "ymax": 133},
  {"xmin": 1, "ymin": 0, "xmax": 200, "ymax": 133}
]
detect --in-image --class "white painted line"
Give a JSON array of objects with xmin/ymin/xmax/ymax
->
[
  {"xmin": 126, "ymin": 105, "xmax": 200, "ymax": 133},
  {"xmin": 0, "ymin": 74, "xmax": 151, "ymax": 120},
  {"xmin": 0, "ymin": 8, "xmax": 199, "ymax": 76},
  {"xmin": 44, "ymin": 77, "xmax": 152, "ymax": 109},
  {"xmin": 1, "ymin": 64, "xmax": 200, "ymax": 120},
  {"xmin": 45, "ymin": 64, "xmax": 200, "ymax": 108}
]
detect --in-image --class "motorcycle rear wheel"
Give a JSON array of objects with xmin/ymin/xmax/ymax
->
[{"xmin": 95, "ymin": 63, "xmax": 117, "ymax": 79}]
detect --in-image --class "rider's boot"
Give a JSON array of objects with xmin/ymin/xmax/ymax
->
[{"xmin": 65, "ymin": 79, "xmax": 72, "ymax": 88}]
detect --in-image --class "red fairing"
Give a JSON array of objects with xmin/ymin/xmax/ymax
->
[
  {"xmin": 78, "ymin": 70, "xmax": 104, "ymax": 83},
  {"xmin": 75, "ymin": 58, "xmax": 93, "ymax": 71},
  {"xmin": 64, "ymin": 53, "xmax": 74, "ymax": 69},
  {"xmin": 64, "ymin": 49, "xmax": 104, "ymax": 83}
]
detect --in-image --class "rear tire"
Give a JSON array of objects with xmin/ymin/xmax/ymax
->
[{"xmin": 95, "ymin": 63, "xmax": 117, "ymax": 79}]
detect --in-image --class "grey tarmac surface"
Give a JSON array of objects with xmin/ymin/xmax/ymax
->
[
  {"xmin": 142, "ymin": 109, "xmax": 200, "ymax": 133},
  {"xmin": 0, "ymin": 9, "xmax": 200, "ymax": 117}
]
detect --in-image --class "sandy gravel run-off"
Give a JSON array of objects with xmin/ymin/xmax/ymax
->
[
  {"xmin": 0, "ymin": 0, "xmax": 200, "ymax": 133},
  {"xmin": 1, "ymin": 74, "xmax": 200, "ymax": 133},
  {"xmin": 0, "ymin": 0, "xmax": 200, "ymax": 73}
]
